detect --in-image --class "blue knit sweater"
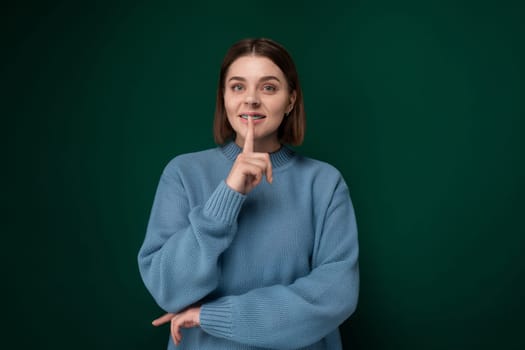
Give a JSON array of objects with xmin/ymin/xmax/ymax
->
[{"xmin": 138, "ymin": 141, "xmax": 359, "ymax": 349}]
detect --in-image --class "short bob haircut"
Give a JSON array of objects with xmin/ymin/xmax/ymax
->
[{"xmin": 213, "ymin": 38, "xmax": 305, "ymax": 146}]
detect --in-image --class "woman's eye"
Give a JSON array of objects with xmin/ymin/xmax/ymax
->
[
  {"xmin": 262, "ymin": 85, "xmax": 276, "ymax": 92},
  {"xmin": 231, "ymin": 84, "xmax": 244, "ymax": 91}
]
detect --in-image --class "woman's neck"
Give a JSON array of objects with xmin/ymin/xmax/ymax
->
[{"xmin": 235, "ymin": 136, "xmax": 281, "ymax": 153}]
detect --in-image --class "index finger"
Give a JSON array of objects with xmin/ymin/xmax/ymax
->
[
  {"xmin": 152, "ymin": 312, "xmax": 175, "ymax": 326},
  {"xmin": 266, "ymin": 155, "xmax": 273, "ymax": 184},
  {"xmin": 243, "ymin": 116, "xmax": 254, "ymax": 153}
]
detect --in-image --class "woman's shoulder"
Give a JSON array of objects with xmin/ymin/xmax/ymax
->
[
  {"xmin": 289, "ymin": 153, "xmax": 352, "ymax": 203},
  {"xmin": 293, "ymin": 151, "xmax": 352, "ymax": 190},
  {"xmin": 293, "ymin": 152, "xmax": 344, "ymax": 178},
  {"xmin": 162, "ymin": 146, "xmax": 223, "ymax": 174}
]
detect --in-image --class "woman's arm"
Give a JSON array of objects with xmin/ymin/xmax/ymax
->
[
  {"xmin": 139, "ymin": 123, "xmax": 274, "ymax": 315},
  {"xmin": 138, "ymin": 160, "xmax": 246, "ymax": 313}
]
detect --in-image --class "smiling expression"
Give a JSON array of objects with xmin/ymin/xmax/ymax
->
[{"xmin": 224, "ymin": 55, "xmax": 296, "ymax": 152}]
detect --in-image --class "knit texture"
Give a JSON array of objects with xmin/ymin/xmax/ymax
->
[{"xmin": 138, "ymin": 141, "xmax": 359, "ymax": 349}]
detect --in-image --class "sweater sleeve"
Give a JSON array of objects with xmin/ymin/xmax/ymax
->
[
  {"xmin": 137, "ymin": 160, "xmax": 246, "ymax": 313},
  {"xmin": 199, "ymin": 177, "xmax": 359, "ymax": 349}
]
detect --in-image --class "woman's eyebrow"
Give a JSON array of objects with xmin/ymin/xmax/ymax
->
[
  {"xmin": 259, "ymin": 75, "xmax": 281, "ymax": 83},
  {"xmin": 228, "ymin": 76, "xmax": 246, "ymax": 82},
  {"xmin": 227, "ymin": 75, "xmax": 281, "ymax": 83}
]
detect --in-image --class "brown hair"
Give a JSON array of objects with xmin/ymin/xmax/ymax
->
[{"xmin": 213, "ymin": 38, "xmax": 305, "ymax": 146}]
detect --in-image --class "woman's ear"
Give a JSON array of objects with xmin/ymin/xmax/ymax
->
[{"xmin": 288, "ymin": 91, "xmax": 297, "ymax": 113}]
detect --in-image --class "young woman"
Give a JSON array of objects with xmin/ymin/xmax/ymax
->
[{"xmin": 138, "ymin": 38, "xmax": 359, "ymax": 349}]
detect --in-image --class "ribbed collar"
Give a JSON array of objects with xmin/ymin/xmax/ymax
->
[{"xmin": 220, "ymin": 141, "xmax": 296, "ymax": 169}]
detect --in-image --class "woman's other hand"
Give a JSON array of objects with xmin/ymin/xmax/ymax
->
[{"xmin": 152, "ymin": 306, "xmax": 201, "ymax": 346}]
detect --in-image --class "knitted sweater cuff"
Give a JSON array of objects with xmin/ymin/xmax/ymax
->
[
  {"xmin": 200, "ymin": 298, "xmax": 233, "ymax": 339},
  {"xmin": 204, "ymin": 181, "xmax": 245, "ymax": 224}
]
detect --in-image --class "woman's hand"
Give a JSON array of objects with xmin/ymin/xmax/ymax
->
[
  {"xmin": 152, "ymin": 306, "xmax": 201, "ymax": 346},
  {"xmin": 226, "ymin": 116, "xmax": 273, "ymax": 194}
]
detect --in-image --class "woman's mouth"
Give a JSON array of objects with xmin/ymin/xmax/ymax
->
[{"xmin": 240, "ymin": 114, "xmax": 266, "ymax": 120}]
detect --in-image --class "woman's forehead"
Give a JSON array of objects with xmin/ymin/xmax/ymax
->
[{"xmin": 226, "ymin": 55, "xmax": 284, "ymax": 80}]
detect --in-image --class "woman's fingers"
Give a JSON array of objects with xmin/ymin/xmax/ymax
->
[
  {"xmin": 242, "ymin": 157, "xmax": 270, "ymax": 176},
  {"xmin": 169, "ymin": 307, "xmax": 201, "ymax": 346},
  {"xmin": 152, "ymin": 312, "xmax": 175, "ymax": 326},
  {"xmin": 265, "ymin": 154, "xmax": 273, "ymax": 183},
  {"xmin": 243, "ymin": 116, "xmax": 254, "ymax": 153},
  {"xmin": 227, "ymin": 152, "xmax": 273, "ymax": 194},
  {"xmin": 229, "ymin": 116, "xmax": 271, "ymax": 190},
  {"xmin": 248, "ymin": 154, "xmax": 273, "ymax": 185},
  {"xmin": 171, "ymin": 315, "xmax": 182, "ymax": 346},
  {"xmin": 152, "ymin": 307, "xmax": 201, "ymax": 346}
]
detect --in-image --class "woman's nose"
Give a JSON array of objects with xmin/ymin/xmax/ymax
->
[{"xmin": 244, "ymin": 91, "xmax": 260, "ymax": 106}]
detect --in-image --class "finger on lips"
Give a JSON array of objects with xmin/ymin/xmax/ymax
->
[
  {"xmin": 243, "ymin": 115, "xmax": 254, "ymax": 154},
  {"xmin": 242, "ymin": 116, "xmax": 273, "ymax": 184}
]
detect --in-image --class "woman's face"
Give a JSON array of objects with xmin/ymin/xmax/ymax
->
[{"xmin": 224, "ymin": 55, "xmax": 296, "ymax": 152}]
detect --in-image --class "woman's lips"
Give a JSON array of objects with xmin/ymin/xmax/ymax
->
[
  {"xmin": 240, "ymin": 114, "xmax": 265, "ymax": 120},
  {"xmin": 239, "ymin": 114, "xmax": 266, "ymax": 123}
]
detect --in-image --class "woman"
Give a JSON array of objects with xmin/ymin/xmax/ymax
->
[{"xmin": 138, "ymin": 37, "xmax": 359, "ymax": 349}]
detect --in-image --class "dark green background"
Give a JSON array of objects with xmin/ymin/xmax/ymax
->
[{"xmin": 3, "ymin": 0, "xmax": 524, "ymax": 349}]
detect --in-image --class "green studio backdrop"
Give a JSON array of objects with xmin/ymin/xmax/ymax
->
[{"xmin": 3, "ymin": 0, "xmax": 524, "ymax": 349}]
